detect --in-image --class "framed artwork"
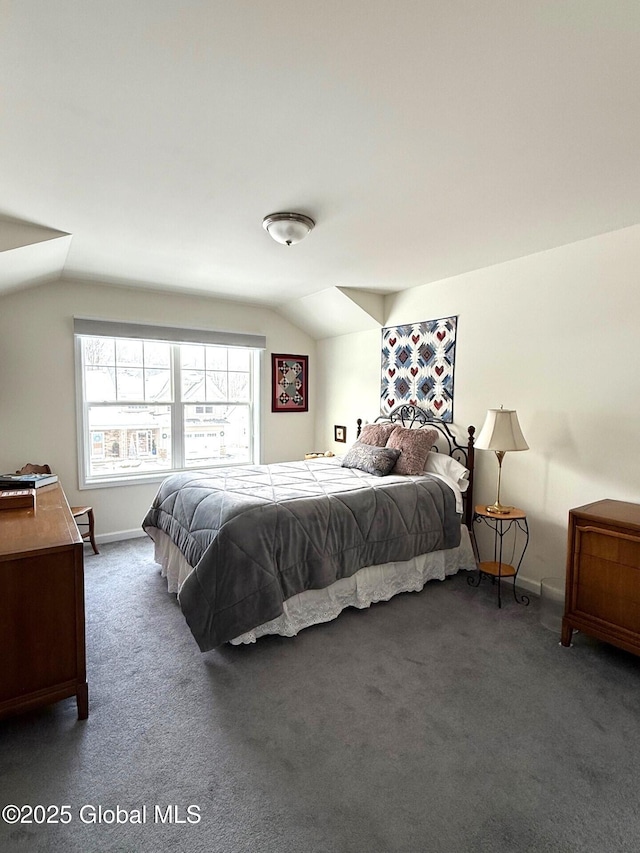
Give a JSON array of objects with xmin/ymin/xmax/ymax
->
[
  {"xmin": 271, "ymin": 353, "xmax": 309, "ymax": 412},
  {"xmin": 380, "ymin": 316, "xmax": 457, "ymax": 422},
  {"xmin": 334, "ymin": 425, "xmax": 347, "ymax": 443}
]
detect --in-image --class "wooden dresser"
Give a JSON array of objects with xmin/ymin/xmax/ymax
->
[
  {"xmin": 562, "ymin": 499, "xmax": 640, "ymax": 656},
  {"xmin": 0, "ymin": 483, "xmax": 88, "ymax": 720}
]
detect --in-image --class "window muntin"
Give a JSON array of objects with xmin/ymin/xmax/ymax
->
[
  {"xmin": 180, "ymin": 344, "xmax": 251, "ymax": 404},
  {"xmin": 83, "ymin": 338, "xmax": 172, "ymax": 403},
  {"xmin": 78, "ymin": 336, "xmax": 258, "ymax": 485}
]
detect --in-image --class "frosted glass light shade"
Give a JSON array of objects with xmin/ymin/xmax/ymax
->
[
  {"xmin": 475, "ymin": 408, "xmax": 529, "ymax": 452},
  {"xmin": 262, "ymin": 212, "xmax": 315, "ymax": 246}
]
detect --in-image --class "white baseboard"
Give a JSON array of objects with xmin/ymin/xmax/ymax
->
[
  {"xmin": 515, "ymin": 576, "xmax": 541, "ymax": 596},
  {"xmin": 95, "ymin": 528, "xmax": 148, "ymax": 545}
]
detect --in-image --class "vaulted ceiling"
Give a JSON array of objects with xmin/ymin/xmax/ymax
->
[{"xmin": 2, "ymin": 1, "xmax": 639, "ymax": 319}]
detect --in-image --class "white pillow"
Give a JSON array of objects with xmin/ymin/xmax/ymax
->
[{"xmin": 424, "ymin": 451, "xmax": 470, "ymax": 492}]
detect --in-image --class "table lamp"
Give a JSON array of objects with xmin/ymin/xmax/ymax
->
[{"xmin": 475, "ymin": 407, "xmax": 529, "ymax": 513}]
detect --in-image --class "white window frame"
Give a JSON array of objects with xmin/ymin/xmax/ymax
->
[{"xmin": 74, "ymin": 319, "xmax": 264, "ymax": 489}]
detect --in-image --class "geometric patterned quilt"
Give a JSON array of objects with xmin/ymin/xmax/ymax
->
[{"xmin": 381, "ymin": 316, "xmax": 457, "ymax": 422}]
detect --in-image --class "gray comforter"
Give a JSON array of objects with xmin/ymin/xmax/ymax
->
[{"xmin": 142, "ymin": 457, "xmax": 461, "ymax": 650}]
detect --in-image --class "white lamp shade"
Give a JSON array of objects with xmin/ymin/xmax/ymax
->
[
  {"xmin": 475, "ymin": 408, "xmax": 529, "ymax": 452},
  {"xmin": 262, "ymin": 212, "xmax": 315, "ymax": 246}
]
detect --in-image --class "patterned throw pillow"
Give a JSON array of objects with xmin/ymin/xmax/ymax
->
[
  {"xmin": 358, "ymin": 422, "xmax": 396, "ymax": 447},
  {"xmin": 387, "ymin": 426, "xmax": 439, "ymax": 475},
  {"xmin": 341, "ymin": 442, "xmax": 401, "ymax": 476}
]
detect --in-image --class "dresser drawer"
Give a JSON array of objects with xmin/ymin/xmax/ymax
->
[
  {"xmin": 573, "ymin": 555, "xmax": 640, "ymax": 632},
  {"xmin": 572, "ymin": 525, "xmax": 640, "ymax": 631},
  {"xmin": 575, "ymin": 524, "xmax": 640, "ymax": 569}
]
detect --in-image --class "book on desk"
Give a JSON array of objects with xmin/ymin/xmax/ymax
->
[
  {"xmin": 0, "ymin": 489, "xmax": 36, "ymax": 510},
  {"xmin": 0, "ymin": 473, "xmax": 58, "ymax": 489}
]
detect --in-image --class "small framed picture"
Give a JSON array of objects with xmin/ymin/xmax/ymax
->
[{"xmin": 334, "ymin": 425, "xmax": 347, "ymax": 443}]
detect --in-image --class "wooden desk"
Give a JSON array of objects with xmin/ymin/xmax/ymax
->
[{"xmin": 0, "ymin": 483, "xmax": 88, "ymax": 720}]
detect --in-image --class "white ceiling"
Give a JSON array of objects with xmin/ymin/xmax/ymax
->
[{"xmin": 1, "ymin": 1, "xmax": 639, "ymax": 308}]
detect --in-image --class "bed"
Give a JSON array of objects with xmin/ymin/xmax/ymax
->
[{"xmin": 142, "ymin": 405, "xmax": 477, "ymax": 650}]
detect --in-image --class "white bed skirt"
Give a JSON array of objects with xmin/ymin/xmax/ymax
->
[{"xmin": 147, "ymin": 525, "xmax": 476, "ymax": 646}]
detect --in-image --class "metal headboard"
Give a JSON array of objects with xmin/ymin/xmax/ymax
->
[{"xmin": 357, "ymin": 404, "xmax": 476, "ymax": 528}]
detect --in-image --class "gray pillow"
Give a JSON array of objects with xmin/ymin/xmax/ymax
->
[{"xmin": 341, "ymin": 442, "xmax": 401, "ymax": 476}]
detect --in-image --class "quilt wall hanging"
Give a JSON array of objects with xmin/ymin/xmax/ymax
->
[
  {"xmin": 380, "ymin": 316, "xmax": 457, "ymax": 422},
  {"xmin": 271, "ymin": 353, "xmax": 309, "ymax": 412}
]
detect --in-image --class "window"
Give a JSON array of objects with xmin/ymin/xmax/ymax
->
[{"xmin": 74, "ymin": 321, "xmax": 264, "ymax": 487}]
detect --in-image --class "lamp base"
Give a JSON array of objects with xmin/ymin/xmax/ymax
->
[{"xmin": 485, "ymin": 501, "xmax": 513, "ymax": 514}]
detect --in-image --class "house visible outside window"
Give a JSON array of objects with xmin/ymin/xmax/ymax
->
[{"xmin": 74, "ymin": 320, "xmax": 264, "ymax": 487}]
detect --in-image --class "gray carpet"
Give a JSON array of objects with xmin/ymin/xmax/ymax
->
[{"xmin": 1, "ymin": 538, "xmax": 639, "ymax": 853}]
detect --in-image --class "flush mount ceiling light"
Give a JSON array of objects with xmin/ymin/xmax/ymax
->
[{"xmin": 262, "ymin": 212, "xmax": 315, "ymax": 246}]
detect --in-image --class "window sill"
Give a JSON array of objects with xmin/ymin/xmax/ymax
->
[{"xmin": 79, "ymin": 461, "xmax": 255, "ymax": 490}]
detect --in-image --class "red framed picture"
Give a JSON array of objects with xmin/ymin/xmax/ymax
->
[{"xmin": 271, "ymin": 353, "xmax": 309, "ymax": 412}]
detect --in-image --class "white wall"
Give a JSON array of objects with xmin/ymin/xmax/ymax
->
[
  {"xmin": 0, "ymin": 278, "xmax": 315, "ymax": 540},
  {"xmin": 316, "ymin": 223, "xmax": 640, "ymax": 591}
]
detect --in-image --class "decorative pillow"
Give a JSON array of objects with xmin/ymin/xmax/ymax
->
[
  {"xmin": 341, "ymin": 442, "xmax": 401, "ymax": 476},
  {"xmin": 424, "ymin": 451, "xmax": 470, "ymax": 492},
  {"xmin": 358, "ymin": 422, "xmax": 396, "ymax": 447},
  {"xmin": 387, "ymin": 426, "xmax": 439, "ymax": 475}
]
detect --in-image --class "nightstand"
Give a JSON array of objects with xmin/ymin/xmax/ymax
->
[{"xmin": 469, "ymin": 504, "xmax": 530, "ymax": 608}]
